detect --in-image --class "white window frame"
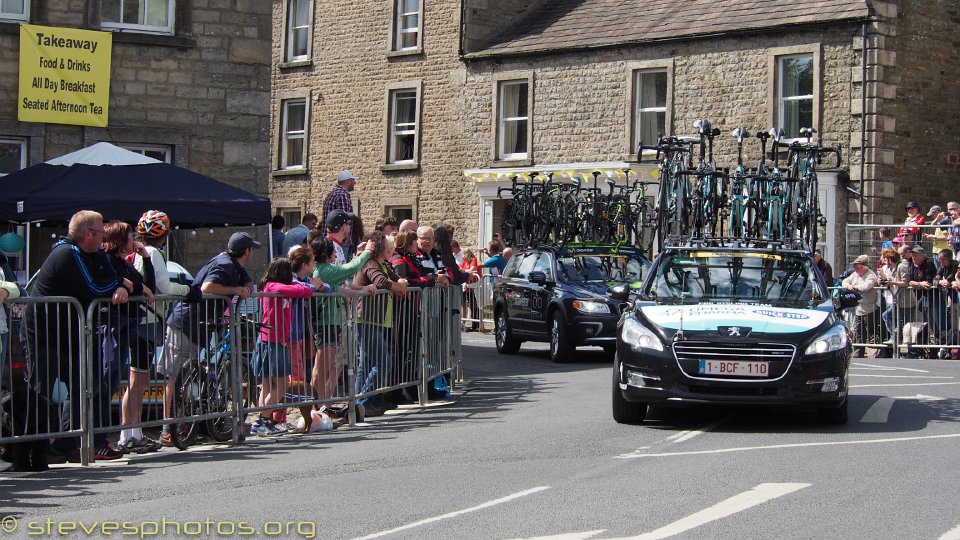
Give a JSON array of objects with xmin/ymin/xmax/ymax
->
[
  {"xmin": 0, "ymin": 137, "xmax": 27, "ymax": 177},
  {"xmin": 392, "ymin": 0, "xmax": 421, "ymax": 52},
  {"xmin": 280, "ymin": 97, "xmax": 308, "ymax": 170},
  {"xmin": 284, "ymin": 0, "xmax": 312, "ymax": 63},
  {"xmin": 387, "ymin": 86, "xmax": 420, "ymax": 165},
  {"xmin": 768, "ymin": 45, "xmax": 820, "ymax": 143},
  {"xmin": 0, "ymin": 0, "xmax": 29, "ymax": 22},
  {"xmin": 121, "ymin": 144, "xmax": 172, "ymax": 163},
  {"xmin": 497, "ymin": 80, "xmax": 530, "ymax": 161},
  {"xmin": 101, "ymin": 0, "xmax": 175, "ymax": 35},
  {"xmin": 632, "ymin": 69, "xmax": 668, "ymax": 151},
  {"xmin": 778, "ymin": 54, "xmax": 814, "ymax": 140}
]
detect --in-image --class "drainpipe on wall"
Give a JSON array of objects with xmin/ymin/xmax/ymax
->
[
  {"xmin": 859, "ymin": 21, "xmax": 868, "ymax": 225},
  {"xmin": 459, "ymin": 0, "xmax": 467, "ymax": 59}
]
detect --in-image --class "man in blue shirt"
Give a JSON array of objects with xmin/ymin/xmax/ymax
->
[
  {"xmin": 158, "ymin": 232, "xmax": 258, "ymax": 444},
  {"xmin": 481, "ymin": 240, "xmax": 507, "ymax": 275}
]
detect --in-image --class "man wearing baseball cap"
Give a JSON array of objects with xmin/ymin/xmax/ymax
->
[
  {"xmin": 322, "ymin": 170, "xmax": 357, "ymax": 226},
  {"xmin": 923, "ymin": 205, "xmax": 952, "ymax": 262},
  {"xmin": 158, "ymin": 231, "xmax": 258, "ymax": 445},
  {"xmin": 842, "ymin": 254, "xmax": 879, "ymax": 357}
]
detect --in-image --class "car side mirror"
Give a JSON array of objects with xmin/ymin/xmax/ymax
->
[
  {"xmin": 835, "ymin": 289, "xmax": 861, "ymax": 309},
  {"xmin": 528, "ymin": 271, "xmax": 548, "ymax": 286},
  {"xmin": 608, "ymin": 283, "xmax": 630, "ymax": 302}
]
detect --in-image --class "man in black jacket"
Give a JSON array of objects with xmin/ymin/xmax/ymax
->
[
  {"xmin": 24, "ymin": 210, "xmax": 131, "ymax": 467},
  {"xmin": 907, "ymin": 245, "xmax": 938, "ymax": 356}
]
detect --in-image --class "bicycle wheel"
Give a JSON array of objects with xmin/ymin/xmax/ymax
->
[
  {"xmin": 205, "ymin": 376, "xmax": 237, "ymax": 442},
  {"xmin": 169, "ymin": 365, "xmax": 202, "ymax": 450}
]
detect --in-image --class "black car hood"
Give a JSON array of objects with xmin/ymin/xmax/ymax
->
[{"xmin": 564, "ymin": 281, "xmax": 619, "ymax": 299}]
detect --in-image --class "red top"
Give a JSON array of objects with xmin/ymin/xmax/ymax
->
[
  {"xmin": 259, "ymin": 281, "xmax": 314, "ymax": 344},
  {"xmin": 459, "ymin": 258, "xmax": 481, "ymax": 283}
]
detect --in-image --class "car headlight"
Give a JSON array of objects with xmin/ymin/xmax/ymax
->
[
  {"xmin": 571, "ymin": 299, "xmax": 610, "ymax": 314},
  {"xmin": 804, "ymin": 324, "xmax": 848, "ymax": 355},
  {"xmin": 621, "ymin": 316, "xmax": 663, "ymax": 352}
]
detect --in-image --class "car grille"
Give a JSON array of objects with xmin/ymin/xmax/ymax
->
[
  {"xmin": 672, "ymin": 341, "xmax": 796, "ymax": 363},
  {"xmin": 686, "ymin": 385, "xmax": 780, "ymax": 397}
]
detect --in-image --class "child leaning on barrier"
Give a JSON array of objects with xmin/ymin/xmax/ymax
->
[
  {"xmin": 250, "ymin": 257, "xmax": 321, "ymax": 437},
  {"xmin": 310, "ymin": 237, "xmax": 376, "ymax": 405},
  {"xmin": 269, "ymin": 246, "xmax": 330, "ymax": 426}
]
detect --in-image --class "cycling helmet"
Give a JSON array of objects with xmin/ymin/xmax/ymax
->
[{"xmin": 137, "ymin": 210, "xmax": 171, "ymax": 238}]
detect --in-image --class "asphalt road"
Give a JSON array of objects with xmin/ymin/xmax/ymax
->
[{"xmin": 3, "ymin": 333, "xmax": 960, "ymax": 540}]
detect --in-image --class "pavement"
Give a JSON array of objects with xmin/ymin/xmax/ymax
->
[{"xmin": 2, "ymin": 332, "xmax": 960, "ymax": 540}]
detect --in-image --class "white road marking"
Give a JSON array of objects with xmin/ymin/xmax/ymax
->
[
  {"xmin": 851, "ymin": 382, "xmax": 960, "ymax": 388},
  {"xmin": 860, "ymin": 397, "xmax": 895, "ymax": 423},
  {"xmin": 938, "ymin": 523, "xmax": 960, "ymax": 540},
  {"xmin": 352, "ymin": 486, "xmax": 551, "ymax": 540},
  {"xmin": 617, "ymin": 433, "xmax": 960, "ymax": 459},
  {"xmin": 513, "ymin": 531, "xmax": 607, "ymax": 540},
  {"xmin": 623, "ymin": 483, "xmax": 810, "ymax": 540},
  {"xmin": 893, "ymin": 394, "xmax": 944, "ymax": 401},
  {"xmin": 852, "ymin": 374, "xmax": 954, "ymax": 379},
  {"xmin": 668, "ymin": 417, "xmax": 729, "ymax": 444},
  {"xmin": 853, "ymin": 362, "xmax": 929, "ymax": 373}
]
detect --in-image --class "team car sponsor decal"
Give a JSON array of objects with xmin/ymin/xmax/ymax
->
[{"xmin": 640, "ymin": 304, "xmax": 827, "ymax": 333}]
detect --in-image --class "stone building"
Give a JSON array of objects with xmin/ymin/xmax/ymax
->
[
  {"xmin": 272, "ymin": 0, "xmax": 958, "ymax": 266},
  {"xmin": 0, "ymin": 0, "xmax": 272, "ymax": 274}
]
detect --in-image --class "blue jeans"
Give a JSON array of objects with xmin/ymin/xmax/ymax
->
[
  {"xmin": 881, "ymin": 305, "xmax": 917, "ymax": 337},
  {"xmin": 356, "ymin": 324, "xmax": 391, "ymax": 405}
]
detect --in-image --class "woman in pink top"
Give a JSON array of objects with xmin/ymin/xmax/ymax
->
[{"xmin": 250, "ymin": 258, "xmax": 321, "ymax": 436}]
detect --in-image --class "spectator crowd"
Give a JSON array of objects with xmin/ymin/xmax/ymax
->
[
  {"xmin": 0, "ymin": 170, "xmax": 508, "ymax": 472},
  {"xmin": 842, "ymin": 201, "xmax": 960, "ymax": 359}
]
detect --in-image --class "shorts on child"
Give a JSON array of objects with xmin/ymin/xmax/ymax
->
[
  {"xmin": 314, "ymin": 325, "xmax": 342, "ymax": 346},
  {"xmin": 156, "ymin": 327, "xmax": 197, "ymax": 378},
  {"xmin": 250, "ymin": 340, "xmax": 292, "ymax": 378}
]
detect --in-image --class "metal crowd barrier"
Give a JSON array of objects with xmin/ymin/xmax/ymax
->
[
  {"xmin": 1, "ymin": 297, "xmax": 89, "ymax": 463},
  {"xmin": 461, "ymin": 278, "xmax": 494, "ymax": 332},
  {"xmin": 0, "ymin": 284, "xmax": 465, "ymax": 466},
  {"xmin": 835, "ymin": 284, "xmax": 959, "ymax": 359}
]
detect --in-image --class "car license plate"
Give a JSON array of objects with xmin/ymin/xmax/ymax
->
[{"xmin": 698, "ymin": 359, "xmax": 769, "ymax": 377}]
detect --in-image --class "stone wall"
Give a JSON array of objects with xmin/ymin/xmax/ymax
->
[
  {"xmin": 0, "ymin": 0, "xmax": 272, "ymax": 274},
  {"xmin": 865, "ymin": 0, "xmax": 960, "ymax": 222},
  {"xmin": 270, "ymin": 0, "xmax": 477, "ymax": 245}
]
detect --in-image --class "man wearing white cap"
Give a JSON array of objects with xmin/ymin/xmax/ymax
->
[
  {"xmin": 842, "ymin": 254, "xmax": 879, "ymax": 357},
  {"xmin": 322, "ymin": 170, "xmax": 357, "ymax": 227}
]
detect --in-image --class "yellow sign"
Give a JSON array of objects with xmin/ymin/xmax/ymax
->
[{"xmin": 18, "ymin": 24, "xmax": 112, "ymax": 127}]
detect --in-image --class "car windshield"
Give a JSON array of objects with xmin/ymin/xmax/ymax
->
[
  {"xmin": 648, "ymin": 251, "xmax": 825, "ymax": 306},
  {"xmin": 557, "ymin": 255, "xmax": 646, "ymax": 283}
]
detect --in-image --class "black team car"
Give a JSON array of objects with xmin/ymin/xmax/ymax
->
[
  {"xmin": 610, "ymin": 246, "xmax": 859, "ymax": 425},
  {"xmin": 493, "ymin": 244, "xmax": 650, "ymax": 362}
]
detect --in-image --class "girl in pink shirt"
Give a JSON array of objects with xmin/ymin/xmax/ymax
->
[{"xmin": 250, "ymin": 258, "xmax": 320, "ymax": 436}]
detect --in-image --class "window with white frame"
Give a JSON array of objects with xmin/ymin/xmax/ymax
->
[
  {"xmin": 0, "ymin": 0, "xmax": 29, "ymax": 22},
  {"xmin": 498, "ymin": 81, "xmax": 529, "ymax": 160},
  {"xmin": 101, "ymin": 0, "xmax": 175, "ymax": 35},
  {"xmin": 285, "ymin": 0, "xmax": 311, "ymax": 62},
  {"xmin": 280, "ymin": 98, "xmax": 307, "ymax": 170},
  {"xmin": 633, "ymin": 69, "xmax": 667, "ymax": 149},
  {"xmin": 122, "ymin": 144, "xmax": 172, "ymax": 163},
  {"xmin": 778, "ymin": 54, "xmax": 814, "ymax": 140},
  {"xmin": 387, "ymin": 88, "xmax": 419, "ymax": 164},
  {"xmin": 0, "ymin": 138, "xmax": 26, "ymax": 176},
  {"xmin": 393, "ymin": 0, "xmax": 420, "ymax": 51}
]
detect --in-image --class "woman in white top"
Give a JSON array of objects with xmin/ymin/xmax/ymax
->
[{"xmin": 119, "ymin": 210, "xmax": 190, "ymax": 452}]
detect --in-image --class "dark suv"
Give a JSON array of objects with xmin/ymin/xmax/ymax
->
[{"xmin": 493, "ymin": 244, "xmax": 650, "ymax": 362}]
